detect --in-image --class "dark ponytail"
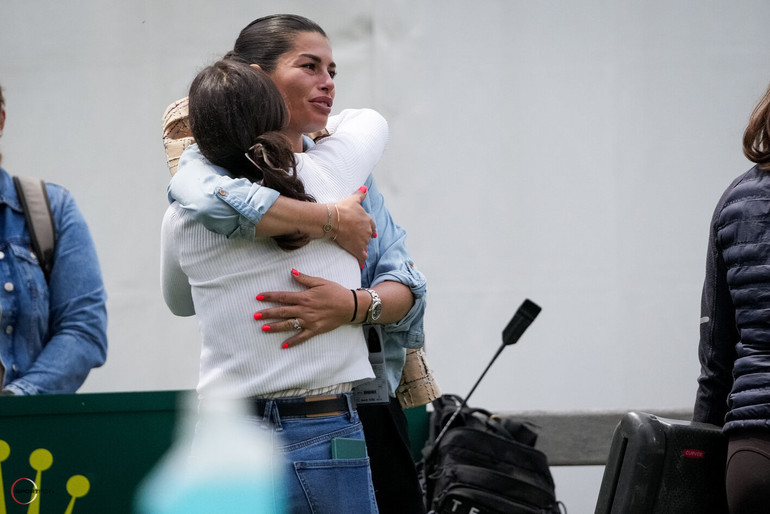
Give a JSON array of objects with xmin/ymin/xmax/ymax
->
[
  {"xmin": 244, "ymin": 131, "xmax": 314, "ymax": 203},
  {"xmin": 188, "ymin": 59, "xmax": 314, "ymax": 249},
  {"xmin": 743, "ymin": 83, "xmax": 770, "ymax": 171}
]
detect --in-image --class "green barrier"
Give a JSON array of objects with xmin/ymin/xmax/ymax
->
[
  {"xmin": 0, "ymin": 391, "xmax": 432, "ymax": 513},
  {"xmin": 0, "ymin": 391, "xmax": 178, "ymax": 514}
]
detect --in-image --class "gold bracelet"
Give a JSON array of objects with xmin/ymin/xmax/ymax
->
[
  {"xmin": 323, "ymin": 204, "xmax": 333, "ymax": 236},
  {"xmin": 332, "ymin": 204, "xmax": 341, "ymax": 241}
]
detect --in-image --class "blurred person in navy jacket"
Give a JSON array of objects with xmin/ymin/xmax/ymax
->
[{"xmin": 695, "ymin": 81, "xmax": 770, "ymax": 514}]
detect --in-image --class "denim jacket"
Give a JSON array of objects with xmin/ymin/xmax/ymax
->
[
  {"xmin": 169, "ymin": 144, "xmax": 426, "ymax": 394},
  {"xmin": 0, "ymin": 168, "xmax": 108, "ymax": 395}
]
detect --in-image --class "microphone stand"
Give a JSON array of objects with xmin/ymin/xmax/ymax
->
[
  {"xmin": 427, "ymin": 299, "xmax": 541, "ymax": 455},
  {"xmin": 431, "ymin": 344, "xmax": 505, "ymax": 448}
]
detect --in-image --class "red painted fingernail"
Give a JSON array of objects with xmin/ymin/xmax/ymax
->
[
  {"xmin": 359, "ymin": 186, "xmax": 367, "ymax": 193},
  {"xmin": 291, "ymin": 268, "xmax": 300, "ymax": 276},
  {"xmin": 373, "ymin": 232, "xmax": 377, "ymax": 238},
  {"xmin": 262, "ymin": 325, "xmax": 271, "ymax": 331},
  {"xmin": 256, "ymin": 294, "xmax": 264, "ymax": 301},
  {"xmin": 253, "ymin": 312, "xmax": 262, "ymax": 320},
  {"xmin": 361, "ymin": 265, "xmax": 365, "ymax": 269},
  {"xmin": 282, "ymin": 343, "xmax": 289, "ymax": 349}
]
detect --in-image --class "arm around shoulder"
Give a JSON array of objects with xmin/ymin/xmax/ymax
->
[{"xmin": 169, "ymin": 145, "xmax": 280, "ymax": 239}]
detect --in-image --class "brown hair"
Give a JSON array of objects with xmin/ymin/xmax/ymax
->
[
  {"xmin": 743, "ymin": 83, "xmax": 770, "ymax": 170},
  {"xmin": 188, "ymin": 59, "xmax": 314, "ymax": 249}
]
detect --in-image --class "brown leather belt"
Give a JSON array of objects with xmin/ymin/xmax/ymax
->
[{"xmin": 251, "ymin": 394, "xmax": 351, "ymax": 419}]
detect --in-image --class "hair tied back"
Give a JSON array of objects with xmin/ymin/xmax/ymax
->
[{"xmin": 245, "ymin": 142, "xmax": 276, "ymax": 170}]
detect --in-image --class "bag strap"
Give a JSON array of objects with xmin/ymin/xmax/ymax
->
[{"xmin": 13, "ymin": 176, "xmax": 56, "ymax": 281}]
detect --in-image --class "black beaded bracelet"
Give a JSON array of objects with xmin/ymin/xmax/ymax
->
[{"xmin": 350, "ymin": 289, "xmax": 358, "ymax": 323}]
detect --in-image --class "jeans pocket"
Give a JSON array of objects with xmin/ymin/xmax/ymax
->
[{"xmin": 293, "ymin": 458, "xmax": 378, "ymax": 514}]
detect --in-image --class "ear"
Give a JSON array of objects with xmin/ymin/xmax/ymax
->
[
  {"xmin": 249, "ymin": 63, "xmax": 263, "ymax": 71},
  {"xmin": 0, "ymin": 108, "xmax": 5, "ymax": 134}
]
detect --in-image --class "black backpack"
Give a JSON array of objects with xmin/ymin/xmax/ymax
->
[
  {"xmin": 421, "ymin": 394, "xmax": 565, "ymax": 514},
  {"xmin": 13, "ymin": 175, "xmax": 56, "ymax": 281}
]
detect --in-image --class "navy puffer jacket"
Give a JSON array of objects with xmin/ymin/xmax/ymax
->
[{"xmin": 694, "ymin": 164, "xmax": 770, "ymax": 433}]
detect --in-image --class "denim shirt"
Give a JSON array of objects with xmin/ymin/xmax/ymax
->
[
  {"xmin": 169, "ymin": 143, "xmax": 426, "ymax": 394},
  {"xmin": 0, "ymin": 168, "xmax": 108, "ymax": 395}
]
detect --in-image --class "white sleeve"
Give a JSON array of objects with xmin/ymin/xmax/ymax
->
[
  {"xmin": 160, "ymin": 205, "xmax": 195, "ymax": 317},
  {"xmin": 308, "ymin": 108, "xmax": 389, "ymax": 186}
]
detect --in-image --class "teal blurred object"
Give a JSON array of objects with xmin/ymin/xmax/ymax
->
[{"xmin": 134, "ymin": 392, "xmax": 285, "ymax": 514}]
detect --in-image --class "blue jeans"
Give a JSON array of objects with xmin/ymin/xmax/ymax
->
[{"xmin": 260, "ymin": 393, "xmax": 379, "ymax": 514}]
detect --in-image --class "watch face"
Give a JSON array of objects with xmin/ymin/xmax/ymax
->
[{"xmin": 371, "ymin": 302, "xmax": 383, "ymax": 320}]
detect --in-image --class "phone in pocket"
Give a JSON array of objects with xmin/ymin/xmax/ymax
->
[{"xmin": 331, "ymin": 437, "xmax": 368, "ymax": 459}]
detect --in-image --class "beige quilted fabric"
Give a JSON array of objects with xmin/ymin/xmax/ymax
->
[{"xmin": 161, "ymin": 97, "xmax": 194, "ymax": 176}]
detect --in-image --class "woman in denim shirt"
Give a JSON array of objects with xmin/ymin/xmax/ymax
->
[
  {"xmin": 0, "ymin": 84, "xmax": 107, "ymax": 396},
  {"xmin": 163, "ymin": 60, "xmax": 391, "ymax": 512},
  {"xmin": 164, "ymin": 15, "xmax": 427, "ymax": 513}
]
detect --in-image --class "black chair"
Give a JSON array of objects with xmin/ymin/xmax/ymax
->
[{"xmin": 594, "ymin": 411, "xmax": 728, "ymax": 514}]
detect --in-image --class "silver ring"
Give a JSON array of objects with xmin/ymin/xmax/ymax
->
[{"xmin": 291, "ymin": 318, "xmax": 302, "ymax": 331}]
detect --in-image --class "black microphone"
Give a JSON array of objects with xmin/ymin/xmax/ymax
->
[
  {"xmin": 430, "ymin": 299, "xmax": 542, "ymax": 450},
  {"xmin": 502, "ymin": 299, "xmax": 542, "ymax": 347}
]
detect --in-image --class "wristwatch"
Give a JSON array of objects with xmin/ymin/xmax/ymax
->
[{"xmin": 359, "ymin": 288, "xmax": 382, "ymax": 323}]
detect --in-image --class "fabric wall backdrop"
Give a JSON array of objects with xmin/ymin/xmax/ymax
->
[{"xmin": 2, "ymin": 1, "xmax": 770, "ymax": 511}]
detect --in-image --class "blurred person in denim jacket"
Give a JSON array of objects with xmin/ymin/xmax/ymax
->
[{"xmin": 0, "ymin": 83, "xmax": 107, "ymax": 395}]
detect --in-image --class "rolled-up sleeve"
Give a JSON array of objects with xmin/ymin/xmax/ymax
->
[
  {"xmin": 168, "ymin": 145, "xmax": 279, "ymax": 240},
  {"xmin": 361, "ymin": 175, "xmax": 426, "ymax": 349}
]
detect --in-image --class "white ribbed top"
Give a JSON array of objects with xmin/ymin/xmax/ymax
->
[{"xmin": 161, "ymin": 109, "xmax": 388, "ymax": 398}]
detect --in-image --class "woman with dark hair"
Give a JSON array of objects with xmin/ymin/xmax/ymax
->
[
  {"xmin": 694, "ymin": 82, "xmax": 770, "ymax": 514},
  {"xmin": 164, "ymin": 14, "xmax": 428, "ymax": 514},
  {"xmin": 161, "ymin": 59, "xmax": 391, "ymax": 512}
]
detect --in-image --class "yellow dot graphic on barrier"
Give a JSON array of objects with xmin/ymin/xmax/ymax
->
[
  {"xmin": 0, "ymin": 442, "xmax": 91, "ymax": 514},
  {"xmin": 0, "ymin": 439, "xmax": 8, "ymax": 514},
  {"xmin": 29, "ymin": 449, "xmax": 52, "ymax": 472},
  {"xmin": 64, "ymin": 475, "xmax": 90, "ymax": 514},
  {"xmin": 27, "ymin": 449, "xmax": 52, "ymax": 514},
  {"xmin": 66, "ymin": 475, "xmax": 90, "ymax": 497}
]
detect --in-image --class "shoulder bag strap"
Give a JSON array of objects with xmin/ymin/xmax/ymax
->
[{"xmin": 13, "ymin": 176, "xmax": 56, "ymax": 281}]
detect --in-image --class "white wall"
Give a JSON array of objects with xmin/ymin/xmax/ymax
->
[{"xmin": 2, "ymin": 1, "xmax": 769, "ymax": 511}]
